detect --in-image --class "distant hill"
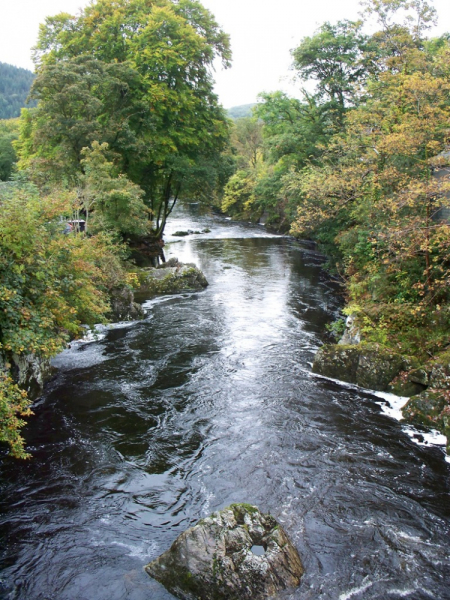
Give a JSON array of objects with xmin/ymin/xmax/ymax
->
[
  {"xmin": 0, "ymin": 62, "xmax": 36, "ymax": 120},
  {"xmin": 227, "ymin": 103, "xmax": 256, "ymax": 120}
]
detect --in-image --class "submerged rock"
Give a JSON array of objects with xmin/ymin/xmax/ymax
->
[
  {"xmin": 145, "ymin": 503, "xmax": 304, "ymax": 600},
  {"xmin": 172, "ymin": 229, "xmax": 211, "ymax": 237}
]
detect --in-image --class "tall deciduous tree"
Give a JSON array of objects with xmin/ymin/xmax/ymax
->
[
  {"xmin": 19, "ymin": 0, "xmax": 231, "ymax": 238},
  {"xmin": 292, "ymin": 20, "xmax": 372, "ymax": 123}
]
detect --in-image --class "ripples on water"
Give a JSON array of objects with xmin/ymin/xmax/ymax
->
[{"xmin": 1, "ymin": 207, "xmax": 449, "ymax": 600}]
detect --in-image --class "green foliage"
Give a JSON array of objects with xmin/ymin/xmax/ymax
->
[
  {"xmin": 326, "ymin": 318, "xmax": 346, "ymax": 340},
  {"xmin": 222, "ymin": 170, "xmax": 257, "ymax": 218},
  {"xmin": 290, "ymin": 3, "xmax": 450, "ymax": 358},
  {"xmin": 292, "ymin": 20, "xmax": 372, "ymax": 119},
  {"xmin": 0, "ymin": 63, "xmax": 36, "ymax": 120},
  {"xmin": 221, "ymin": 92, "xmax": 335, "ymax": 230},
  {"xmin": 231, "ymin": 117, "xmax": 263, "ymax": 170},
  {"xmin": 24, "ymin": 0, "xmax": 232, "ymax": 237},
  {"xmin": 255, "ymin": 92, "xmax": 332, "ymax": 167},
  {"xmin": 0, "ymin": 119, "xmax": 19, "ymax": 181},
  {"xmin": 16, "ymin": 57, "xmax": 149, "ymax": 187},
  {"xmin": 0, "ymin": 183, "xmax": 128, "ymax": 456},
  {"xmin": 0, "ymin": 374, "xmax": 33, "ymax": 459},
  {"xmin": 79, "ymin": 142, "xmax": 150, "ymax": 237}
]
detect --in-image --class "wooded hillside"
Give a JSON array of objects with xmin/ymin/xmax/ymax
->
[{"xmin": 0, "ymin": 62, "xmax": 36, "ymax": 119}]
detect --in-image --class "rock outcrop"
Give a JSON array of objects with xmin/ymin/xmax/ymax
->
[
  {"xmin": 109, "ymin": 286, "xmax": 145, "ymax": 321},
  {"xmin": 312, "ymin": 343, "xmax": 410, "ymax": 391},
  {"xmin": 401, "ymin": 351, "xmax": 450, "ymax": 451},
  {"xmin": 145, "ymin": 503, "xmax": 304, "ymax": 600},
  {"xmin": 0, "ymin": 352, "xmax": 53, "ymax": 400},
  {"xmin": 313, "ymin": 338, "xmax": 450, "ymax": 451},
  {"xmin": 135, "ymin": 259, "xmax": 208, "ymax": 299},
  {"xmin": 403, "ymin": 389, "xmax": 450, "ymax": 449}
]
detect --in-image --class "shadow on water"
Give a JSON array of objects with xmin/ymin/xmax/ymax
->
[{"xmin": 1, "ymin": 207, "xmax": 449, "ymax": 600}]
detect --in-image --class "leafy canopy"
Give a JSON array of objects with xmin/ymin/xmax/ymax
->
[{"xmin": 20, "ymin": 0, "xmax": 232, "ymax": 237}]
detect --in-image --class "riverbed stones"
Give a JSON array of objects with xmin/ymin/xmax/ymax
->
[{"xmin": 145, "ymin": 503, "xmax": 304, "ymax": 600}]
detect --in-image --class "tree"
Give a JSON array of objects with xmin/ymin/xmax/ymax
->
[
  {"xmin": 231, "ymin": 117, "xmax": 263, "ymax": 170},
  {"xmin": 292, "ymin": 20, "xmax": 372, "ymax": 123},
  {"xmin": 290, "ymin": 29, "xmax": 450, "ymax": 356},
  {"xmin": 17, "ymin": 58, "xmax": 149, "ymax": 189},
  {"xmin": 255, "ymin": 91, "xmax": 332, "ymax": 167},
  {"xmin": 361, "ymin": 0, "xmax": 437, "ymax": 74},
  {"xmin": 79, "ymin": 142, "xmax": 150, "ymax": 237},
  {"xmin": 0, "ymin": 119, "xmax": 19, "ymax": 181},
  {"xmin": 22, "ymin": 0, "xmax": 231, "ymax": 239}
]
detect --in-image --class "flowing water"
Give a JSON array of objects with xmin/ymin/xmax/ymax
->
[{"xmin": 1, "ymin": 206, "xmax": 449, "ymax": 600}]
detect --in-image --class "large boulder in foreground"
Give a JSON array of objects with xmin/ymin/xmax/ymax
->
[
  {"xmin": 312, "ymin": 343, "xmax": 410, "ymax": 391},
  {"xmin": 145, "ymin": 503, "xmax": 304, "ymax": 600}
]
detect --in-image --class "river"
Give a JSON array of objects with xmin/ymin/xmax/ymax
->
[{"xmin": 1, "ymin": 206, "xmax": 449, "ymax": 600}]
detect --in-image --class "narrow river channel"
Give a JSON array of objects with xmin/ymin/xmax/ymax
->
[{"xmin": 1, "ymin": 206, "xmax": 449, "ymax": 600}]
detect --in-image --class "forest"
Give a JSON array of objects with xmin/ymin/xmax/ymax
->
[
  {"xmin": 0, "ymin": 62, "xmax": 36, "ymax": 120},
  {"xmin": 1, "ymin": 0, "xmax": 450, "ymax": 457}
]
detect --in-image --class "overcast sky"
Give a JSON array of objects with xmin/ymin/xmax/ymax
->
[{"xmin": 1, "ymin": 0, "xmax": 450, "ymax": 108}]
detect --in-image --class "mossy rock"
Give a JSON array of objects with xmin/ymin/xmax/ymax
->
[
  {"xmin": 402, "ymin": 389, "xmax": 450, "ymax": 451},
  {"xmin": 145, "ymin": 504, "xmax": 304, "ymax": 600},
  {"xmin": 429, "ymin": 361, "xmax": 450, "ymax": 390},
  {"xmin": 134, "ymin": 263, "xmax": 208, "ymax": 300},
  {"xmin": 312, "ymin": 343, "xmax": 410, "ymax": 392},
  {"xmin": 108, "ymin": 286, "xmax": 145, "ymax": 321},
  {"xmin": 389, "ymin": 378, "xmax": 426, "ymax": 398},
  {"xmin": 408, "ymin": 368, "xmax": 429, "ymax": 386}
]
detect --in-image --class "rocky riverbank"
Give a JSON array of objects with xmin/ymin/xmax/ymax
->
[
  {"xmin": 313, "ymin": 320, "xmax": 450, "ymax": 452},
  {"xmin": 2, "ymin": 259, "xmax": 208, "ymax": 402}
]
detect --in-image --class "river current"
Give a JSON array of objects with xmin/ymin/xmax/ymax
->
[{"xmin": 1, "ymin": 206, "xmax": 449, "ymax": 600}]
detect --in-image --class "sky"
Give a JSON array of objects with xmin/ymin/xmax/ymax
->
[{"xmin": 1, "ymin": 0, "xmax": 450, "ymax": 108}]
